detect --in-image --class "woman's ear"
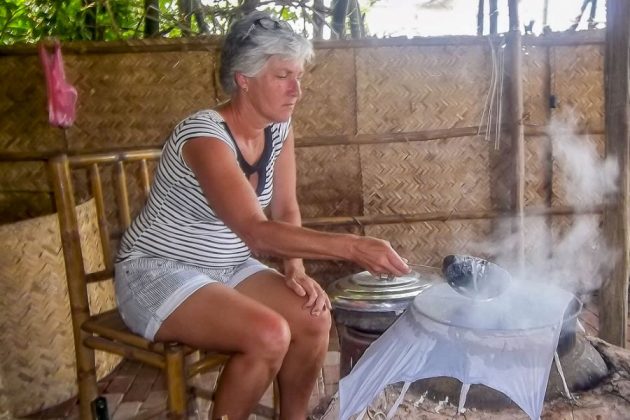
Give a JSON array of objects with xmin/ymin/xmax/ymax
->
[{"xmin": 235, "ymin": 73, "xmax": 249, "ymax": 93}]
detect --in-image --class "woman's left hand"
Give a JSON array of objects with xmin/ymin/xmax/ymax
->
[{"xmin": 283, "ymin": 258, "xmax": 331, "ymax": 316}]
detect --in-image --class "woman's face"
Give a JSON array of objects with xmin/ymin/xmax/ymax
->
[{"xmin": 244, "ymin": 56, "xmax": 304, "ymax": 123}]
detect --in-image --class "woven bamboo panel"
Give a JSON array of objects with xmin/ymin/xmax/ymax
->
[
  {"xmin": 0, "ymin": 56, "xmax": 65, "ymax": 153},
  {"xmin": 0, "ymin": 199, "xmax": 120, "ymax": 418},
  {"xmin": 522, "ymin": 45, "xmax": 548, "ymax": 126},
  {"xmin": 355, "ymin": 45, "xmax": 488, "ymax": 134},
  {"xmin": 304, "ymin": 225, "xmax": 362, "ymax": 289},
  {"xmin": 552, "ymin": 134, "xmax": 605, "ymax": 208},
  {"xmin": 0, "ymin": 161, "xmax": 49, "ymax": 192},
  {"xmin": 360, "ymin": 136, "xmax": 491, "ymax": 216},
  {"xmin": 365, "ymin": 220, "xmax": 493, "ymax": 267},
  {"xmin": 0, "ymin": 192, "xmax": 54, "ymax": 224},
  {"xmin": 551, "ymin": 45, "xmax": 604, "ymax": 132},
  {"xmin": 292, "ymin": 48, "xmax": 356, "ymax": 140},
  {"xmin": 525, "ymin": 135, "xmax": 551, "ymax": 207},
  {"xmin": 550, "ymin": 214, "xmax": 605, "ymax": 295},
  {"xmin": 296, "ymin": 145, "xmax": 362, "ymax": 218},
  {"xmin": 64, "ymin": 51, "xmax": 217, "ymax": 151}
]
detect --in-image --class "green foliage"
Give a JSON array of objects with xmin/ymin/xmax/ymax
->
[
  {"xmin": 0, "ymin": 0, "xmax": 380, "ymax": 45},
  {"xmin": 0, "ymin": 0, "xmax": 168, "ymax": 44},
  {"xmin": 2, "ymin": 0, "xmax": 119, "ymax": 43}
]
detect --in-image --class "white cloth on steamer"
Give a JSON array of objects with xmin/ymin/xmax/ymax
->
[{"xmin": 339, "ymin": 282, "xmax": 573, "ymax": 420}]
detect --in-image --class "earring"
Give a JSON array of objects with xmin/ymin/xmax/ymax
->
[{"xmin": 242, "ymin": 86, "xmax": 248, "ymax": 93}]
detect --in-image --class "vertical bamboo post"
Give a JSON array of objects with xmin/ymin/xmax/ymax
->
[
  {"xmin": 89, "ymin": 163, "xmax": 113, "ymax": 271},
  {"xmin": 144, "ymin": 0, "xmax": 159, "ymax": 37},
  {"xmin": 331, "ymin": 0, "xmax": 350, "ymax": 39},
  {"xmin": 489, "ymin": 0, "xmax": 498, "ymax": 34},
  {"xmin": 313, "ymin": 0, "xmax": 325, "ymax": 40},
  {"xmin": 477, "ymin": 0, "xmax": 485, "ymax": 36},
  {"xmin": 49, "ymin": 156, "xmax": 99, "ymax": 419},
  {"xmin": 114, "ymin": 160, "xmax": 132, "ymax": 229},
  {"xmin": 507, "ymin": 0, "xmax": 526, "ymax": 274},
  {"xmin": 600, "ymin": 0, "xmax": 629, "ymax": 347},
  {"xmin": 165, "ymin": 343, "xmax": 187, "ymax": 418},
  {"xmin": 543, "ymin": 45, "xmax": 554, "ymax": 260},
  {"xmin": 140, "ymin": 159, "xmax": 152, "ymax": 201}
]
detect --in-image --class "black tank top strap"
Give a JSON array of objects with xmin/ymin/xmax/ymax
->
[{"xmin": 222, "ymin": 123, "xmax": 273, "ymax": 196}]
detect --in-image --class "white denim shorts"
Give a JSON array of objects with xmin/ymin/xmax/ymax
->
[{"xmin": 114, "ymin": 257, "xmax": 269, "ymax": 341}]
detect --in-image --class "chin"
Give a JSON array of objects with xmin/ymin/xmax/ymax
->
[{"xmin": 270, "ymin": 111, "xmax": 294, "ymax": 123}]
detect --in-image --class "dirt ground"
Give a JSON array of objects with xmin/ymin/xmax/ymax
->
[{"xmin": 313, "ymin": 336, "xmax": 630, "ymax": 420}]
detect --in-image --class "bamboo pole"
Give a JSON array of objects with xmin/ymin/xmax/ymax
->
[
  {"xmin": 165, "ymin": 343, "xmax": 187, "ymax": 418},
  {"xmin": 477, "ymin": 0, "xmax": 485, "ymax": 35},
  {"xmin": 543, "ymin": 44, "xmax": 554, "ymax": 261},
  {"xmin": 0, "ymin": 125, "xmax": 607, "ymax": 163},
  {"xmin": 348, "ymin": 0, "xmax": 364, "ymax": 39},
  {"xmin": 507, "ymin": 0, "xmax": 526, "ymax": 276},
  {"xmin": 187, "ymin": 355, "xmax": 228, "ymax": 377},
  {"xmin": 83, "ymin": 336, "xmax": 165, "ymax": 369},
  {"xmin": 489, "ymin": 0, "xmax": 498, "ymax": 34},
  {"xmin": 296, "ymin": 125, "xmax": 501, "ymax": 147},
  {"xmin": 331, "ymin": 0, "xmax": 350, "ymax": 39},
  {"xmin": 140, "ymin": 159, "xmax": 152, "ymax": 201},
  {"xmin": 144, "ymin": 0, "xmax": 159, "ymax": 37},
  {"xmin": 48, "ymin": 156, "xmax": 98, "ymax": 420},
  {"xmin": 313, "ymin": 0, "xmax": 325, "ymax": 40},
  {"xmin": 302, "ymin": 205, "xmax": 602, "ymax": 228},
  {"xmin": 600, "ymin": 0, "xmax": 630, "ymax": 347},
  {"xmin": 89, "ymin": 163, "xmax": 113, "ymax": 271},
  {"xmin": 114, "ymin": 161, "xmax": 132, "ymax": 229},
  {"xmin": 0, "ymin": 30, "xmax": 605, "ymax": 57}
]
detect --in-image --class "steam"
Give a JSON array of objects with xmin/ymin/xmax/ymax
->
[
  {"xmin": 550, "ymin": 118, "xmax": 618, "ymax": 207},
  {"xmin": 482, "ymin": 116, "xmax": 619, "ymax": 297}
]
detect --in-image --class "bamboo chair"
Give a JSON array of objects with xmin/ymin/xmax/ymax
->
[{"xmin": 48, "ymin": 149, "xmax": 279, "ymax": 419}]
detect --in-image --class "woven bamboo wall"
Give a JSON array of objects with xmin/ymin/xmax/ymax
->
[
  {"xmin": 0, "ymin": 31, "xmax": 606, "ymax": 286},
  {"xmin": 0, "ymin": 199, "xmax": 120, "ymax": 417}
]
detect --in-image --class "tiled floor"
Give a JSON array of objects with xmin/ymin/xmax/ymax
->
[
  {"xmin": 26, "ymin": 296, "xmax": 630, "ymax": 419},
  {"xmin": 27, "ymin": 327, "xmax": 341, "ymax": 419}
]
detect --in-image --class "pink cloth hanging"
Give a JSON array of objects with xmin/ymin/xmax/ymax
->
[{"xmin": 38, "ymin": 41, "xmax": 77, "ymax": 128}]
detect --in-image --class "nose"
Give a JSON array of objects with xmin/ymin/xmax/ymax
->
[{"xmin": 288, "ymin": 78, "xmax": 301, "ymax": 98}]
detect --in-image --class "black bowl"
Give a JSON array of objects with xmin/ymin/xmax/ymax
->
[{"xmin": 442, "ymin": 255, "xmax": 512, "ymax": 300}]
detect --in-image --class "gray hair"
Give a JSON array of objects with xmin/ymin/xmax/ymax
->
[{"xmin": 220, "ymin": 11, "xmax": 314, "ymax": 94}]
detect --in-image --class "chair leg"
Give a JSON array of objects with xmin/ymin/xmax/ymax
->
[
  {"xmin": 272, "ymin": 378, "xmax": 280, "ymax": 420},
  {"xmin": 77, "ymin": 334, "xmax": 99, "ymax": 419},
  {"xmin": 165, "ymin": 343, "xmax": 187, "ymax": 419}
]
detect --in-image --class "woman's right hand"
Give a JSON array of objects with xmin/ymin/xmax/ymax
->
[{"xmin": 349, "ymin": 236, "xmax": 410, "ymax": 278}]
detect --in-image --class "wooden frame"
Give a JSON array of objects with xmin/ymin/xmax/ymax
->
[{"xmin": 48, "ymin": 149, "xmax": 279, "ymax": 419}]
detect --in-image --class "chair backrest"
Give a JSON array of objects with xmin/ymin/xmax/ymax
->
[{"xmin": 48, "ymin": 149, "xmax": 162, "ymax": 326}]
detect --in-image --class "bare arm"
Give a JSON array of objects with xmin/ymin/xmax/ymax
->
[
  {"xmin": 182, "ymin": 135, "xmax": 408, "ymax": 276},
  {"xmin": 269, "ymin": 128, "xmax": 303, "ymax": 267},
  {"xmin": 269, "ymin": 129, "xmax": 301, "ymax": 232},
  {"xmin": 268, "ymin": 129, "xmax": 331, "ymax": 311}
]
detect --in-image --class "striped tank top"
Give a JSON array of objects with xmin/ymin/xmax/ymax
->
[{"xmin": 116, "ymin": 109, "xmax": 291, "ymax": 268}]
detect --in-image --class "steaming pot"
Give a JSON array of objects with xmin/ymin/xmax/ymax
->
[
  {"xmin": 328, "ymin": 269, "xmax": 437, "ymax": 375},
  {"xmin": 328, "ymin": 270, "xmax": 436, "ymax": 331}
]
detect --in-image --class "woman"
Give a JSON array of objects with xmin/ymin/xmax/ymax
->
[{"xmin": 115, "ymin": 11, "xmax": 409, "ymax": 420}]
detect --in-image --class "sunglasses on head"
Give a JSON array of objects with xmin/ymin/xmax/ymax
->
[{"xmin": 242, "ymin": 17, "xmax": 293, "ymax": 40}]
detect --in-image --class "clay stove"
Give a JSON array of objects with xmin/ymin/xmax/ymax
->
[{"xmin": 329, "ymin": 270, "xmax": 608, "ymax": 419}]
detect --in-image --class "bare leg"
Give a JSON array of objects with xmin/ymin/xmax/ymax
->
[
  {"xmin": 154, "ymin": 284, "xmax": 291, "ymax": 420},
  {"xmin": 236, "ymin": 271, "xmax": 331, "ymax": 420}
]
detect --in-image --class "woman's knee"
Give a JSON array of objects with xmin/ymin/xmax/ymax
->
[
  {"xmin": 297, "ymin": 308, "xmax": 332, "ymax": 341},
  {"xmin": 247, "ymin": 312, "xmax": 291, "ymax": 360}
]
